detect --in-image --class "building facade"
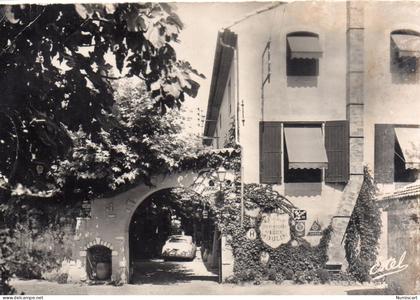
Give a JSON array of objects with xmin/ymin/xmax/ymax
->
[{"xmin": 204, "ymin": 1, "xmax": 420, "ymax": 268}]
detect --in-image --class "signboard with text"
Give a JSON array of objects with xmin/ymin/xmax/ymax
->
[{"xmin": 259, "ymin": 212, "xmax": 290, "ymax": 248}]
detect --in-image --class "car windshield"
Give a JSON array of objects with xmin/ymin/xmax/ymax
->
[{"xmin": 168, "ymin": 237, "xmax": 190, "ymax": 243}]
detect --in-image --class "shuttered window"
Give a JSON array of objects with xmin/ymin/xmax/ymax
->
[
  {"xmin": 375, "ymin": 124, "xmax": 420, "ymax": 183},
  {"xmin": 325, "ymin": 121, "xmax": 349, "ymax": 183},
  {"xmin": 374, "ymin": 124, "xmax": 395, "ymax": 184},
  {"xmin": 260, "ymin": 122, "xmax": 282, "ymax": 184}
]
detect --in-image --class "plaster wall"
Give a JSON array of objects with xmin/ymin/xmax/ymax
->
[
  {"xmin": 363, "ymin": 2, "xmax": 420, "ymax": 185},
  {"xmin": 214, "ymin": 2, "xmax": 349, "ymax": 245}
]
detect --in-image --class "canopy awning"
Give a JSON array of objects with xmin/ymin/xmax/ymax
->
[
  {"xmin": 284, "ymin": 127, "xmax": 328, "ymax": 169},
  {"xmin": 287, "ymin": 36, "xmax": 322, "ymax": 59},
  {"xmin": 395, "ymin": 127, "xmax": 420, "ymax": 169},
  {"xmin": 391, "ymin": 34, "xmax": 420, "ymax": 58}
]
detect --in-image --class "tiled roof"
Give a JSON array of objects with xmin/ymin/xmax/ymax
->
[{"xmin": 377, "ymin": 181, "xmax": 420, "ymax": 201}]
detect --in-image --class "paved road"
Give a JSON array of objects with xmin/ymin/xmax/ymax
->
[
  {"xmin": 131, "ymin": 249, "xmax": 218, "ymax": 284},
  {"xmin": 9, "ymin": 248, "xmax": 388, "ymax": 295},
  {"xmin": 10, "ymin": 279, "xmax": 387, "ymax": 295}
]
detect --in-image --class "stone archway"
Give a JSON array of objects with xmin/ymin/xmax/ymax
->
[
  {"xmin": 127, "ymin": 187, "xmax": 220, "ymax": 284},
  {"xmin": 70, "ymin": 170, "xmax": 233, "ymax": 283}
]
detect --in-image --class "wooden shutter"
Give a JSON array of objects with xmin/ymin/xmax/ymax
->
[
  {"xmin": 325, "ymin": 121, "xmax": 349, "ymax": 183},
  {"xmin": 260, "ymin": 122, "xmax": 282, "ymax": 184},
  {"xmin": 374, "ymin": 124, "xmax": 395, "ymax": 184}
]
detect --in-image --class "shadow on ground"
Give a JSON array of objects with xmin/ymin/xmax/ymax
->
[{"xmin": 131, "ymin": 259, "xmax": 218, "ymax": 285}]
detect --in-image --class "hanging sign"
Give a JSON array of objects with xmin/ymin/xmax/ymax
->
[
  {"xmin": 259, "ymin": 212, "xmax": 290, "ymax": 248},
  {"xmin": 246, "ymin": 228, "xmax": 257, "ymax": 241},
  {"xmin": 307, "ymin": 220, "xmax": 323, "ymax": 236}
]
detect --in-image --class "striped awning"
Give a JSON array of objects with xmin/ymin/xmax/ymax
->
[
  {"xmin": 287, "ymin": 36, "xmax": 322, "ymax": 59},
  {"xmin": 395, "ymin": 127, "xmax": 420, "ymax": 169},
  {"xmin": 284, "ymin": 127, "xmax": 328, "ymax": 169},
  {"xmin": 391, "ymin": 34, "xmax": 420, "ymax": 58}
]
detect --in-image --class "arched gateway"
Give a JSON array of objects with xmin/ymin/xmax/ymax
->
[{"xmin": 67, "ymin": 170, "xmax": 235, "ymax": 283}]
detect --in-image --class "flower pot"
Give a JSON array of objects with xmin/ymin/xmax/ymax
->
[{"xmin": 96, "ymin": 262, "xmax": 111, "ymax": 280}]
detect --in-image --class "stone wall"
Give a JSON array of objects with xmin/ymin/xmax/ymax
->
[
  {"xmin": 66, "ymin": 171, "xmax": 234, "ymax": 283},
  {"xmin": 383, "ymin": 197, "xmax": 419, "ymax": 294}
]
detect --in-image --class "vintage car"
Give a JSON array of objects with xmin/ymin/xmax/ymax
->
[{"xmin": 161, "ymin": 235, "xmax": 196, "ymax": 261}]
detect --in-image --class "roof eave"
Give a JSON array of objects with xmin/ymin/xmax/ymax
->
[{"xmin": 203, "ymin": 29, "xmax": 237, "ymax": 146}]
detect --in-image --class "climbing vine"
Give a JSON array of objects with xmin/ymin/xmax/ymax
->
[
  {"xmin": 344, "ymin": 166, "xmax": 382, "ymax": 282},
  {"xmin": 221, "ymin": 184, "xmax": 334, "ymax": 284}
]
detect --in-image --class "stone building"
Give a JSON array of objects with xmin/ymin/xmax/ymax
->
[
  {"xmin": 377, "ymin": 183, "xmax": 419, "ymax": 293},
  {"xmin": 203, "ymin": 1, "xmax": 420, "ymax": 269}
]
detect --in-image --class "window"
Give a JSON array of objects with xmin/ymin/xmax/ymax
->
[
  {"xmin": 284, "ymin": 153, "xmax": 322, "ymax": 182},
  {"xmin": 390, "ymin": 30, "xmax": 420, "ymax": 81},
  {"xmin": 286, "ymin": 32, "xmax": 322, "ymax": 76},
  {"xmin": 259, "ymin": 121, "xmax": 348, "ymax": 184},
  {"xmin": 283, "ymin": 124, "xmax": 326, "ymax": 183},
  {"xmin": 394, "ymin": 139, "xmax": 418, "ymax": 182},
  {"xmin": 374, "ymin": 124, "xmax": 420, "ymax": 183}
]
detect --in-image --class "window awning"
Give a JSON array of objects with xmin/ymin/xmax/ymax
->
[
  {"xmin": 284, "ymin": 127, "xmax": 328, "ymax": 169},
  {"xmin": 391, "ymin": 34, "xmax": 420, "ymax": 58},
  {"xmin": 395, "ymin": 127, "xmax": 420, "ymax": 169},
  {"xmin": 287, "ymin": 36, "xmax": 322, "ymax": 59}
]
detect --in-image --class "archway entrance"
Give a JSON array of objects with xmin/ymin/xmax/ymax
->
[{"xmin": 128, "ymin": 188, "xmax": 220, "ymax": 284}]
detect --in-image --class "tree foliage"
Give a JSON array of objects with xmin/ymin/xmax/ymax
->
[
  {"xmin": 49, "ymin": 78, "xmax": 202, "ymax": 198},
  {"xmin": 345, "ymin": 167, "xmax": 382, "ymax": 282},
  {"xmin": 0, "ymin": 3, "xmax": 203, "ymax": 199}
]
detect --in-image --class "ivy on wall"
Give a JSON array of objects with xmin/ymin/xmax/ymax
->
[
  {"xmin": 344, "ymin": 166, "xmax": 382, "ymax": 282},
  {"xmin": 220, "ymin": 184, "xmax": 334, "ymax": 284}
]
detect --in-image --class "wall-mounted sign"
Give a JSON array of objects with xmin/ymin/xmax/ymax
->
[
  {"xmin": 307, "ymin": 220, "xmax": 323, "ymax": 236},
  {"xmin": 294, "ymin": 221, "xmax": 305, "ymax": 237},
  {"xmin": 292, "ymin": 209, "xmax": 307, "ymax": 221},
  {"xmin": 260, "ymin": 251, "xmax": 270, "ymax": 266},
  {"xmin": 259, "ymin": 212, "xmax": 290, "ymax": 248},
  {"xmin": 246, "ymin": 228, "xmax": 257, "ymax": 241}
]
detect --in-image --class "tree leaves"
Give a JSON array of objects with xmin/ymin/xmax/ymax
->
[
  {"xmin": 344, "ymin": 167, "xmax": 382, "ymax": 282},
  {"xmin": 0, "ymin": 3, "xmax": 203, "ymax": 199}
]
